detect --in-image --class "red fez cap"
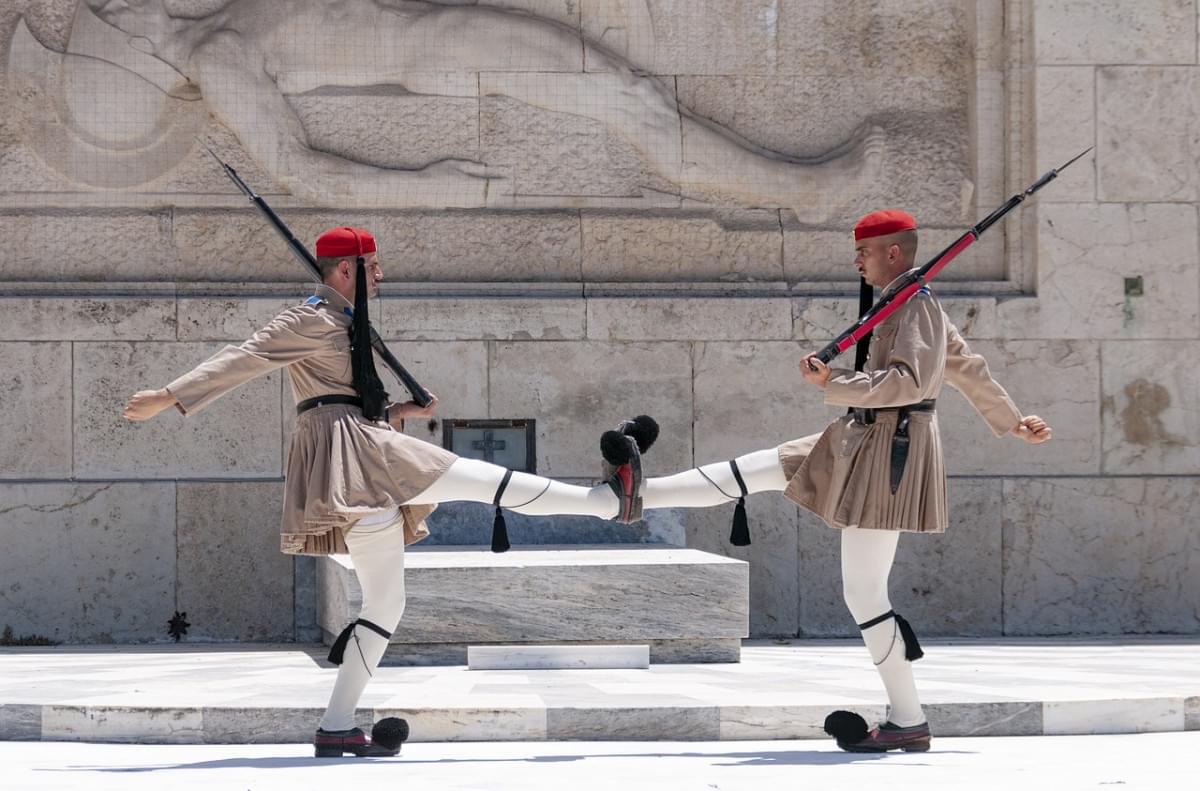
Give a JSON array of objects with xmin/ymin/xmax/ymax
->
[
  {"xmin": 315, "ymin": 226, "xmax": 377, "ymax": 258},
  {"xmin": 854, "ymin": 210, "xmax": 917, "ymax": 241}
]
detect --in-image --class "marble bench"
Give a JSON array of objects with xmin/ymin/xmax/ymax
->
[{"xmin": 317, "ymin": 545, "xmax": 749, "ymax": 664}]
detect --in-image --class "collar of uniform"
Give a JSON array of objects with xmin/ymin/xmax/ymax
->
[
  {"xmin": 309, "ymin": 284, "xmax": 355, "ymax": 319},
  {"xmin": 880, "ymin": 268, "xmax": 921, "ymax": 300}
]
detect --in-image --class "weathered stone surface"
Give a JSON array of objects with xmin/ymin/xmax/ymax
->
[
  {"xmin": 489, "ymin": 341, "xmax": 692, "ymax": 476},
  {"xmin": 582, "ymin": 211, "xmax": 782, "ymax": 282},
  {"xmin": 679, "ymin": 78, "xmax": 970, "ymax": 230},
  {"xmin": 201, "ymin": 706, "xmax": 328, "ymax": 744},
  {"xmin": 684, "ymin": 495, "xmax": 801, "ymax": 638},
  {"xmin": 0, "ymin": 342, "xmax": 71, "ymax": 478},
  {"xmin": 74, "ymin": 342, "xmax": 282, "ymax": 478},
  {"xmin": 290, "ymin": 87, "xmax": 479, "ymax": 170},
  {"xmin": 926, "ymin": 701, "xmax": 1043, "ymax": 738},
  {"xmin": 587, "ymin": 297, "xmax": 791, "ymax": 341},
  {"xmin": 379, "ymin": 706, "xmax": 546, "ymax": 743},
  {"xmin": 799, "ymin": 480, "xmax": 1004, "ymax": 637},
  {"xmin": 1035, "ymin": 0, "xmax": 1196, "ymax": 64},
  {"xmin": 0, "ymin": 704, "xmax": 40, "ymax": 741},
  {"xmin": 319, "ymin": 546, "xmax": 748, "ymax": 651},
  {"xmin": 1042, "ymin": 698, "xmax": 1184, "ymax": 735},
  {"xmin": 0, "ymin": 297, "xmax": 176, "ymax": 341},
  {"xmin": 692, "ymin": 341, "xmax": 843, "ymax": 461},
  {"xmin": 939, "ymin": 340, "xmax": 1101, "ymax": 476},
  {"xmin": 0, "ymin": 211, "xmax": 171, "ymax": 281},
  {"xmin": 171, "ymin": 210, "xmax": 583, "ymax": 282},
  {"xmin": 1002, "ymin": 478, "xmax": 1200, "ymax": 635},
  {"xmin": 548, "ymin": 705, "xmax": 720, "ymax": 741},
  {"xmin": 41, "ymin": 705, "xmax": 203, "ymax": 744},
  {"xmin": 177, "ymin": 482, "xmax": 293, "ymax": 641},
  {"xmin": 0, "ymin": 482, "xmax": 175, "ymax": 643},
  {"xmin": 377, "ymin": 298, "xmax": 585, "ymax": 341},
  {"xmin": 1098, "ymin": 67, "xmax": 1199, "ymax": 202},
  {"xmin": 1187, "ymin": 696, "xmax": 1200, "ymax": 731},
  {"xmin": 293, "ymin": 555, "xmax": 321, "ymax": 642},
  {"xmin": 480, "ymin": 91, "xmax": 677, "ymax": 203},
  {"xmin": 1036, "ymin": 67, "xmax": 1096, "ymax": 201},
  {"xmin": 176, "ymin": 298, "xmax": 300, "ymax": 342},
  {"xmin": 624, "ymin": 0, "xmax": 778, "ymax": 75},
  {"xmin": 1000, "ymin": 203, "xmax": 1200, "ymax": 339},
  {"xmin": 1101, "ymin": 342, "xmax": 1200, "ymax": 475}
]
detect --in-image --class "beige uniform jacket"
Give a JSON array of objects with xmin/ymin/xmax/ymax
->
[
  {"xmin": 166, "ymin": 285, "xmax": 457, "ymax": 555},
  {"xmin": 779, "ymin": 273, "xmax": 1021, "ymax": 532}
]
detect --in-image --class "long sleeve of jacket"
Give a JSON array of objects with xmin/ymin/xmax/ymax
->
[
  {"xmin": 166, "ymin": 309, "xmax": 321, "ymax": 415},
  {"xmin": 942, "ymin": 322, "xmax": 1022, "ymax": 437},
  {"xmin": 823, "ymin": 293, "xmax": 942, "ymax": 409}
]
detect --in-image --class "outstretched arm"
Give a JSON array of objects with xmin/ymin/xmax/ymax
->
[
  {"xmin": 944, "ymin": 322, "xmax": 1050, "ymax": 441},
  {"xmin": 122, "ymin": 309, "xmax": 321, "ymax": 421}
]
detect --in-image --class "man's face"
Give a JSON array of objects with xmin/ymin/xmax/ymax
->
[
  {"xmin": 339, "ymin": 252, "xmax": 383, "ymax": 300},
  {"xmin": 853, "ymin": 238, "xmax": 897, "ymax": 288}
]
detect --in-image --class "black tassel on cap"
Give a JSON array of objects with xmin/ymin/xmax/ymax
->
[
  {"xmin": 728, "ymin": 459, "xmax": 751, "ymax": 546},
  {"xmin": 491, "ymin": 469, "xmax": 513, "ymax": 553},
  {"xmin": 894, "ymin": 612, "xmax": 924, "ymax": 661},
  {"xmin": 349, "ymin": 246, "xmax": 388, "ymax": 421}
]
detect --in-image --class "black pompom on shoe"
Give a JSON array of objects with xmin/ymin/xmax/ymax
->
[
  {"xmin": 622, "ymin": 415, "xmax": 659, "ymax": 453},
  {"xmin": 823, "ymin": 710, "xmax": 869, "ymax": 743},
  {"xmin": 601, "ymin": 429, "xmax": 635, "ymax": 466},
  {"xmin": 371, "ymin": 717, "xmax": 409, "ymax": 752}
]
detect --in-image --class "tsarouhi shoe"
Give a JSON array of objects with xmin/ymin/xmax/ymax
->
[
  {"xmin": 824, "ymin": 711, "xmax": 931, "ymax": 753},
  {"xmin": 599, "ymin": 415, "xmax": 658, "ymax": 524},
  {"xmin": 314, "ymin": 717, "xmax": 409, "ymax": 758}
]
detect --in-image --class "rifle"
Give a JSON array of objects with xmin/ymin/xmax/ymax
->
[
  {"xmin": 202, "ymin": 145, "xmax": 434, "ymax": 407},
  {"xmin": 812, "ymin": 148, "xmax": 1091, "ymax": 367}
]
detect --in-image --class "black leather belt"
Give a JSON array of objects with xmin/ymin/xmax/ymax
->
[
  {"xmin": 296, "ymin": 395, "xmax": 363, "ymax": 415},
  {"xmin": 849, "ymin": 400, "xmax": 937, "ymax": 494}
]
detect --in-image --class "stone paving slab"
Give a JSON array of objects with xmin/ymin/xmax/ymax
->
[{"xmin": 1, "ymin": 638, "xmax": 1196, "ymax": 744}]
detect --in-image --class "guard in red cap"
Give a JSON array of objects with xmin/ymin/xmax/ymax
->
[
  {"xmin": 121, "ymin": 225, "xmax": 655, "ymax": 757},
  {"xmin": 611, "ymin": 209, "xmax": 1053, "ymax": 753}
]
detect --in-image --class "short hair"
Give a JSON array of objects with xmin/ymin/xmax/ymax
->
[
  {"xmin": 315, "ymin": 255, "xmax": 351, "ymax": 280},
  {"xmin": 878, "ymin": 229, "xmax": 919, "ymax": 267}
]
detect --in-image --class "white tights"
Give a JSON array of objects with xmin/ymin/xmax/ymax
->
[
  {"xmin": 320, "ymin": 452, "xmax": 924, "ymax": 731},
  {"xmin": 841, "ymin": 527, "xmax": 925, "ymax": 727},
  {"xmin": 319, "ymin": 457, "xmax": 618, "ymax": 730}
]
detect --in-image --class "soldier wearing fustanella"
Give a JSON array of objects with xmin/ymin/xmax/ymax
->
[
  {"xmin": 123, "ymin": 226, "xmax": 651, "ymax": 757},
  {"xmin": 627, "ymin": 209, "xmax": 1052, "ymax": 752}
]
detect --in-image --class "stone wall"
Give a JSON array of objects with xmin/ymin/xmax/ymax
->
[{"xmin": 0, "ymin": 0, "xmax": 1196, "ymax": 644}]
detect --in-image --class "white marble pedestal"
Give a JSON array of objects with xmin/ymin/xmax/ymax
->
[{"xmin": 317, "ymin": 545, "xmax": 749, "ymax": 664}]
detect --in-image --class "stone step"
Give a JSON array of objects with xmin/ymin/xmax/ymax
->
[
  {"xmin": 2, "ymin": 639, "xmax": 1197, "ymax": 743},
  {"xmin": 318, "ymin": 545, "xmax": 749, "ymax": 664}
]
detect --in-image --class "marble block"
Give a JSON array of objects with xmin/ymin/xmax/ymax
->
[
  {"xmin": 1001, "ymin": 203, "xmax": 1200, "ymax": 340},
  {"xmin": 1002, "ymin": 478, "xmax": 1200, "ymax": 635},
  {"xmin": 0, "ymin": 342, "xmax": 71, "ymax": 478},
  {"xmin": 74, "ymin": 341, "xmax": 283, "ymax": 478},
  {"xmin": 1101, "ymin": 341, "xmax": 1200, "ymax": 475},
  {"xmin": 0, "ymin": 482, "xmax": 175, "ymax": 643},
  {"xmin": 1098, "ymin": 67, "xmax": 1199, "ymax": 202},
  {"xmin": 176, "ymin": 482, "xmax": 293, "ymax": 641},
  {"xmin": 1035, "ymin": 67, "xmax": 1096, "ymax": 202},
  {"xmin": 467, "ymin": 645, "xmax": 650, "ymax": 670},
  {"xmin": 318, "ymin": 546, "xmax": 748, "ymax": 664},
  {"xmin": 1034, "ymin": 0, "xmax": 1196, "ymax": 64}
]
